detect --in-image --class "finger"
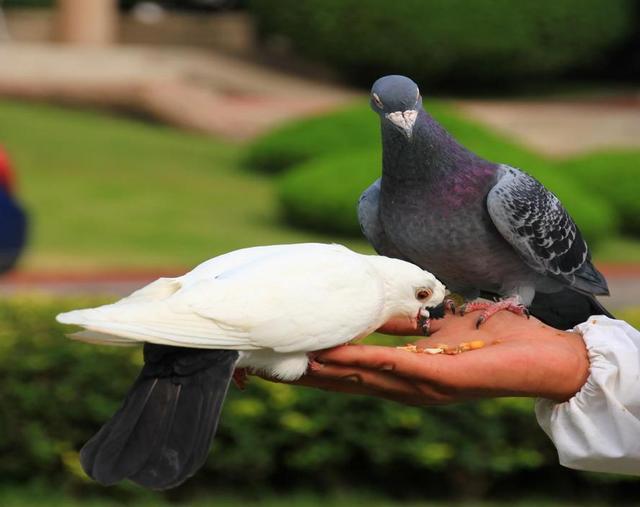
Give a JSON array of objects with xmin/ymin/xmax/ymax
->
[
  {"xmin": 315, "ymin": 344, "xmax": 446, "ymax": 380},
  {"xmin": 306, "ymin": 362, "xmax": 453, "ymax": 404},
  {"xmin": 316, "ymin": 342, "xmax": 523, "ymax": 395},
  {"xmin": 309, "ymin": 362, "xmax": 415, "ymax": 393},
  {"xmin": 293, "ymin": 375, "xmax": 439, "ymax": 406},
  {"xmin": 376, "ymin": 315, "xmax": 420, "ymax": 336}
]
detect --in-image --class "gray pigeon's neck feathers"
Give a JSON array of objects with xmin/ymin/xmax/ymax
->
[{"xmin": 381, "ymin": 109, "xmax": 489, "ymax": 183}]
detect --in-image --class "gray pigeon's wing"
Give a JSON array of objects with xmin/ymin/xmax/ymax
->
[
  {"xmin": 358, "ymin": 179, "xmax": 408, "ymax": 260},
  {"xmin": 487, "ymin": 165, "xmax": 608, "ymax": 295}
]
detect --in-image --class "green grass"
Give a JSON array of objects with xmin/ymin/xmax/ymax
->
[{"xmin": 0, "ymin": 100, "xmax": 370, "ymax": 269}]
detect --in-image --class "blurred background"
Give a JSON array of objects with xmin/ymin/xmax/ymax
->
[{"xmin": 0, "ymin": 1, "xmax": 639, "ymax": 506}]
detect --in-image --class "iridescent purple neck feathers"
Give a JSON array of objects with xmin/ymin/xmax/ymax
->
[{"xmin": 381, "ymin": 109, "xmax": 492, "ymax": 184}]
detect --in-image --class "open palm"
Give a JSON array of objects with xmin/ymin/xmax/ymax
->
[{"xmin": 281, "ymin": 311, "xmax": 589, "ymax": 405}]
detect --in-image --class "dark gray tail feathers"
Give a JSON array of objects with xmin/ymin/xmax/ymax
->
[
  {"xmin": 80, "ymin": 345, "xmax": 239, "ymax": 490},
  {"xmin": 530, "ymin": 289, "xmax": 614, "ymax": 330},
  {"xmin": 571, "ymin": 260, "xmax": 610, "ymax": 296}
]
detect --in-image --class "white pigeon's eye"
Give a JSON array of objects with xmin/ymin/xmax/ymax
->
[
  {"xmin": 372, "ymin": 93, "xmax": 384, "ymax": 109},
  {"xmin": 416, "ymin": 288, "xmax": 432, "ymax": 300}
]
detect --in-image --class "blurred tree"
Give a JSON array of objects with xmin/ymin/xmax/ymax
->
[{"xmin": 251, "ymin": 0, "xmax": 635, "ymax": 89}]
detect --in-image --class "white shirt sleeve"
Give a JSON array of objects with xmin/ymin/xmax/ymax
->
[{"xmin": 535, "ymin": 316, "xmax": 640, "ymax": 476}]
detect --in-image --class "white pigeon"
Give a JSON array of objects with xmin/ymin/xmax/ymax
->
[{"xmin": 57, "ymin": 242, "xmax": 445, "ymax": 491}]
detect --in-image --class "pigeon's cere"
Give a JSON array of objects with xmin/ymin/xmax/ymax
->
[
  {"xmin": 359, "ymin": 74, "xmax": 613, "ymax": 329},
  {"xmin": 57, "ymin": 243, "xmax": 445, "ymax": 490},
  {"xmin": 386, "ymin": 110, "xmax": 418, "ymax": 138}
]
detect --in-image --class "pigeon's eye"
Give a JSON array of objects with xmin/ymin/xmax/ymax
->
[
  {"xmin": 372, "ymin": 93, "xmax": 384, "ymax": 109},
  {"xmin": 416, "ymin": 288, "xmax": 432, "ymax": 300}
]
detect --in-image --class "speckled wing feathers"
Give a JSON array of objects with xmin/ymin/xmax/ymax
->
[{"xmin": 487, "ymin": 165, "xmax": 607, "ymax": 294}]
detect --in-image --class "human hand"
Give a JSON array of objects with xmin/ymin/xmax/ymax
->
[{"xmin": 278, "ymin": 311, "xmax": 589, "ymax": 405}]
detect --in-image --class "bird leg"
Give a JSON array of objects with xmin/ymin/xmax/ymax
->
[
  {"xmin": 460, "ymin": 296, "xmax": 530, "ymax": 328},
  {"xmin": 306, "ymin": 352, "xmax": 324, "ymax": 372},
  {"xmin": 232, "ymin": 368, "xmax": 248, "ymax": 390}
]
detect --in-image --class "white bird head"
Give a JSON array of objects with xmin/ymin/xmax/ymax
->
[{"xmin": 366, "ymin": 255, "xmax": 446, "ymax": 322}]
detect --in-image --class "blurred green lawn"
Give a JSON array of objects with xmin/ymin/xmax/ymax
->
[
  {"xmin": 0, "ymin": 100, "xmax": 371, "ymax": 270},
  {"xmin": 0, "ymin": 99, "xmax": 638, "ymax": 271}
]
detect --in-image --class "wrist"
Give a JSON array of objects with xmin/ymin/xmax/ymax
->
[{"xmin": 534, "ymin": 331, "xmax": 590, "ymax": 402}]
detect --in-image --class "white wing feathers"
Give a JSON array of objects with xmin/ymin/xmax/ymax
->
[{"xmin": 57, "ymin": 244, "xmax": 386, "ymax": 353}]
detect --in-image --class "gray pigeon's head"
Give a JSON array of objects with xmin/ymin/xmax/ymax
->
[{"xmin": 370, "ymin": 75, "xmax": 422, "ymax": 139}]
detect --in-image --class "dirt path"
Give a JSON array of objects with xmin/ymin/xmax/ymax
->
[
  {"xmin": 0, "ymin": 43, "xmax": 358, "ymax": 139},
  {"xmin": 456, "ymin": 97, "xmax": 640, "ymax": 157},
  {"xmin": 2, "ymin": 43, "xmax": 639, "ymax": 153}
]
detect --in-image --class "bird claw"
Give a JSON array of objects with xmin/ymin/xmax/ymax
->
[
  {"xmin": 461, "ymin": 297, "xmax": 529, "ymax": 328},
  {"xmin": 308, "ymin": 359, "xmax": 323, "ymax": 372},
  {"xmin": 444, "ymin": 293, "xmax": 465, "ymax": 314},
  {"xmin": 444, "ymin": 297, "xmax": 458, "ymax": 315}
]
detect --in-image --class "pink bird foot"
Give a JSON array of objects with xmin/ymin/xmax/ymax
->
[
  {"xmin": 460, "ymin": 297, "xmax": 530, "ymax": 328},
  {"xmin": 307, "ymin": 352, "xmax": 324, "ymax": 372},
  {"xmin": 444, "ymin": 293, "xmax": 465, "ymax": 315},
  {"xmin": 232, "ymin": 368, "xmax": 248, "ymax": 390}
]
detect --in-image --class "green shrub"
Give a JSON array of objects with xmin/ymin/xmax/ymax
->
[
  {"xmin": 243, "ymin": 103, "xmax": 380, "ymax": 174},
  {"xmin": 560, "ymin": 151, "xmax": 640, "ymax": 237},
  {"xmin": 245, "ymin": 99, "xmax": 552, "ymax": 175},
  {"xmin": 0, "ymin": 296, "xmax": 619, "ymax": 498},
  {"xmin": 250, "ymin": 0, "xmax": 634, "ymax": 87},
  {"xmin": 275, "ymin": 102, "xmax": 619, "ymax": 245},
  {"xmin": 279, "ymin": 150, "xmax": 379, "ymax": 235},
  {"xmin": 279, "ymin": 148, "xmax": 617, "ymax": 247}
]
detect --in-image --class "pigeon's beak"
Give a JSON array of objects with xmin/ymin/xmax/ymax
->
[{"xmin": 386, "ymin": 110, "xmax": 418, "ymax": 139}]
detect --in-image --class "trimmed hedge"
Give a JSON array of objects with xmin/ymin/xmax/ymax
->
[
  {"xmin": 278, "ymin": 148, "xmax": 617, "ymax": 246},
  {"xmin": 560, "ymin": 151, "xmax": 640, "ymax": 236},
  {"xmin": 2, "ymin": 296, "xmax": 634, "ymax": 499},
  {"xmin": 243, "ymin": 104, "xmax": 380, "ymax": 174},
  {"xmin": 245, "ymin": 100, "xmax": 557, "ymax": 175},
  {"xmin": 273, "ymin": 102, "xmax": 619, "ymax": 245},
  {"xmin": 250, "ymin": 0, "xmax": 634, "ymax": 87},
  {"xmin": 279, "ymin": 150, "xmax": 380, "ymax": 235}
]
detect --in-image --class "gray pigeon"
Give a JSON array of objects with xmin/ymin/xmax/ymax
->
[{"xmin": 359, "ymin": 75, "xmax": 613, "ymax": 329}]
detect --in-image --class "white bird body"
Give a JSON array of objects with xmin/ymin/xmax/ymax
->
[{"xmin": 58, "ymin": 243, "xmax": 445, "ymax": 381}]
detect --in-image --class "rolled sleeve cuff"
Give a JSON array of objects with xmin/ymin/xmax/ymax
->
[{"xmin": 535, "ymin": 316, "xmax": 640, "ymax": 476}]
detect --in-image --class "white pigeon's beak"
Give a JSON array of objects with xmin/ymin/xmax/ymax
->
[{"xmin": 386, "ymin": 110, "xmax": 418, "ymax": 139}]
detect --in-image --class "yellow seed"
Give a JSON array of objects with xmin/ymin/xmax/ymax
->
[{"xmin": 468, "ymin": 340, "xmax": 485, "ymax": 350}]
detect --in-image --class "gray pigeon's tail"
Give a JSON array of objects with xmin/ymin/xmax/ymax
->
[
  {"xmin": 571, "ymin": 260, "xmax": 610, "ymax": 296},
  {"xmin": 529, "ymin": 289, "xmax": 614, "ymax": 330},
  {"xmin": 80, "ymin": 344, "xmax": 238, "ymax": 490}
]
